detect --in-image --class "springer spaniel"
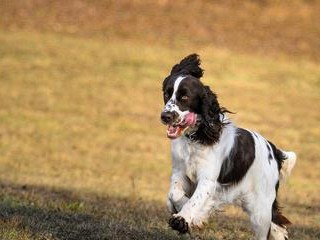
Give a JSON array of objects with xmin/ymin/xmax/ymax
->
[{"xmin": 160, "ymin": 54, "xmax": 296, "ymax": 240}]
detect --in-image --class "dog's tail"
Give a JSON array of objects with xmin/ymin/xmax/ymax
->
[
  {"xmin": 280, "ymin": 151, "xmax": 297, "ymax": 181},
  {"xmin": 267, "ymin": 141, "xmax": 297, "ymax": 181}
]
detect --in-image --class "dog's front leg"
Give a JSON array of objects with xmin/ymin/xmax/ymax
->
[
  {"xmin": 167, "ymin": 172, "xmax": 191, "ymax": 214},
  {"xmin": 169, "ymin": 160, "xmax": 221, "ymax": 234},
  {"xmin": 169, "ymin": 178, "xmax": 216, "ymax": 233}
]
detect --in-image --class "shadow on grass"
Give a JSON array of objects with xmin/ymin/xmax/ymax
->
[
  {"xmin": 0, "ymin": 182, "xmax": 319, "ymax": 240},
  {"xmin": 0, "ymin": 181, "xmax": 177, "ymax": 240},
  {"xmin": 211, "ymin": 214, "xmax": 320, "ymax": 240}
]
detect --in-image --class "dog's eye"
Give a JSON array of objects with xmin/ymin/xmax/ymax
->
[{"xmin": 181, "ymin": 95, "xmax": 189, "ymax": 101}]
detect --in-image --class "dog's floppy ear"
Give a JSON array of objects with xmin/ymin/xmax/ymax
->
[
  {"xmin": 170, "ymin": 54, "xmax": 204, "ymax": 78},
  {"xmin": 201, "ymin": 86, "xmax": 221, "ymax": 123},
  {"xmin": 192, "ymin": 85, "xmax": 223, "ymax": 145}
]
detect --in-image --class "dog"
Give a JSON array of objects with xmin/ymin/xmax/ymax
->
[{"xmin": 160, "ymin": 54, "xmax": 296, "ymax": 240}]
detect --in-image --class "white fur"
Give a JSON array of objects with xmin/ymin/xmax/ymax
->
[
  {"xmin": 167, "ymin": 121, "xmax": 295, "ymax": 239},
  {"xmin": 280, "ymin": 151, "xmax": 296, "ymax": 181},
  {"xmin": 269, "ymin": 223, "xmax": 288, "ymax": 240},
  {"xmin": 163, "ymin": 76, "xmax": 190, "ymax": 120}
]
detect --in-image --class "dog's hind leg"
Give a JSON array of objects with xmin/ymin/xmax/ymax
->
[
  {"xmin": 244, "ymin": 192, "xmax": 274, "ymax": 240},
  {"xmin": 250, "ymin": 206, "xmax": 273, "ymax": 240},
  {"xmin": 268, "ymin": 198, "xmax": 291, "ymax": 240}
]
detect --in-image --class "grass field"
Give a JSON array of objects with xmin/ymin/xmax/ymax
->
[{"xmin": 0, "ymin": 1, "xmax": 320, "ymax": 239}]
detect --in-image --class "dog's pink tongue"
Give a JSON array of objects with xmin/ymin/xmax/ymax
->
[
  {"xmin": 184, "ymin": 112, "xmax": 197, "ymax": 126},
  {"xmin": 167, "ymin": 125, "xmax": 182, "ymax": 139}
]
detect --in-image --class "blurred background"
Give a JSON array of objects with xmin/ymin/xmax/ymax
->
[{"xmin": 0, "ymin": 0, "xmax": 319, "ymax": 239}]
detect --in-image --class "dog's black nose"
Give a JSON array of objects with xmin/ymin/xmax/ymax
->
[{"xmin": 161, "ymin": 111, "xmax": 175, "ymax": 124}]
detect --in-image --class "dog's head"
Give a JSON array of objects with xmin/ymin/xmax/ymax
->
[{"xmin": 161, "ymin": 54, "xmax": 228, "ymax": 144}]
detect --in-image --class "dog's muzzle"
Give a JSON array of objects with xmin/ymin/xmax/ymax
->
[
  {"xmin": 160, "ymin": 111, "xmax": 198, "ymax": 139},
  {"xmin": 160, "ymin": 111, "xmax": 179, "ymax": 125}
]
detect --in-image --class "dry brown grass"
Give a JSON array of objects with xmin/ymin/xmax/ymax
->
[
  {"xmin": 1, "ymin": 0, "xmax": 320, "ymax": 61},
  {"xmin": 0, "ymin": 1, "xmax": 319, "ymax": 239}
]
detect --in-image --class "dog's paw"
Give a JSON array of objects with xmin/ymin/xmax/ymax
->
[{"xmin": 169, "ymin": 215, "xmax": 189, "ymax": 234}]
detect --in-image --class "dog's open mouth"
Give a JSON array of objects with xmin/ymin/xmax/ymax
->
[{"xmin": 166, "ymin": 112, "xmax": 197, "ymax": 139}]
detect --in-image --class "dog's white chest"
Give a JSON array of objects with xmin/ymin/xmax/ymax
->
[
  {"xmin": 184, "ymin": 152, "xmax": 197, "ymax": 182},
  {"xmin": 178, "ymin": 138, "xmax": 211, "ymax": 183}
]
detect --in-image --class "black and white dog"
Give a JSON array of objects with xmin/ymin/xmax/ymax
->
[{"xmin": 160, "ymin": 54, "xmax": 296, "ymax": 240}]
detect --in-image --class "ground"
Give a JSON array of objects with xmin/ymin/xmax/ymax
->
[{"xmin": 0, "ymin": 1, "xmax": 319, "ymax": 239}]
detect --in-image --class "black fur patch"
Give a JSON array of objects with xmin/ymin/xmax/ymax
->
[
  {"xmin": 272, "ymin": 197, "xmax": 291, "ymax": 227},
  {"xmin": 267, "ymin": 140, "xmax": 287, "ymax": 172},
  {"xmin": 266, "ymin": 141, "xmax": 273, "ymax": 164},
  {"xmin": 168, "ymin": 215, "xmax": 189, "ymax": 234},
  {"xmin": 264, "ymin": 140, "xmax": 290, "ymax": 228},
  {"xmin": 170, "ymin": 53, "xmax": 204, "ymax": 79},
  {"xmin": 190, "ymin": 86, "xmax": 228, "ymax": 145},
  {"xmin": 162, "ymin": 54, "xmax": 203, "ymax": 93},
  {"xmin": 268, "ymin": 143, "xmax": 291, "ymax": 228},
  {"xmin": 217, "ymin": 128, "xmax": 255, "ymax": 185},
  {"xmin": 252, "ymin": 132, "xmax": 259, "ymax": 139}
]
